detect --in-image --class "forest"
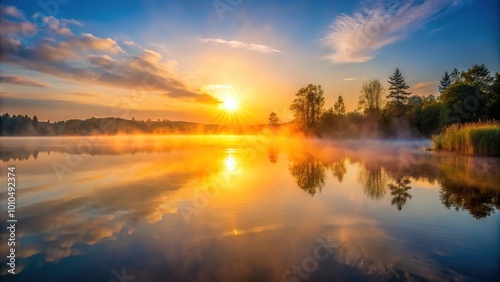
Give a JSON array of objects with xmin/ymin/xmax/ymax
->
[{"xmin": 271, "ymin": 64, "xmax": 500, "ymax": 138}]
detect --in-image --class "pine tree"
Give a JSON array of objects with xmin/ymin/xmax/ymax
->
[
  {"xmin": 333, "ymin": 96, "xmax": 346, "ymax": 116},
  {"xmin": 439, "ymin": 71, "xmax": 451, "ymax": 94},
  {"xmin": 268, "ymin": 112, "xmax": 279, "ymax": 127},
  {"xmin": 449, "ymin": 68, "xmax": 461, "ymax": 84},
  {"xmin": 387, "ymin": 68, "xmax": 411, "ymax": 106}
]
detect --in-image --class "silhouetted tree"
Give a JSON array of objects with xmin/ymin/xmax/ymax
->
[
  {"xmin": 461, "ymin": 64, "xmax": 493, "ymax": 93},
  {"xmin": 359, "ymin": 79, "xmax": 385, "ymax": 114},
  {"xmin": 387, "ymin": 68, "xmax": 411, "ymax": 106},
  {"xmin": 439, "ymin": 71, "xmax": 451, "ymax": 94},
  {"xmin": 319, "ymin": 108, "xmax": 335, "ymax": 132},
  {"xmin": 290, "ymin": 84, "xmax": 325, "ymax": 129},
  {"xmin": 440, "ymin": 83, "xmax": 486, "ymax": 124},
  {"xmin": 449, "ymin": 68, "xmax": 461, "ymax": 84},
  {"xmin": 333, "ymin": 96, "xmax": 346, "ymax": 116},
  {"xmin": 268, "ymin": 112, "xmax": 280, "ymax": 127},
  {"xmin": 486, "ymin": 73, "xmax": 500, "ymax": 119}
]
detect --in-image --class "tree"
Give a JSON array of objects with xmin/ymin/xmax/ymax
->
[
  {"xmin": 268, "ymin": 112, "xmax": 279, "ymax": 127},
  {"xmin": 486, "ymin": 72, "xmax": 500, "ymax": 119},
  {"xmin": 440, "ymin": 83, "xmax": 485, "ymax": 124},
  {"xmin": 417, "ymin": 102, "xmax": 442, "ymax": 135},
  {"xmin": 359, "ymin": 79, "xmax": 385, "ymax": 114},
  {"xmin": 289, "ymin": 84, "xmax": 325, "ymax": 128},
  {"xmin": 32, "ymin": 115, "xmax": 38, "ymax": 126},
  {"xmin": 333, "ymin": 96, "xmax": 346, "ymax": 116},
  {"xmin": 387, "ymin": 68, "xmax": 411, "ymax": 106},
  {"xmin": 319, "ymin": 107, "xmax": 335, "ymax": 132},
  {"xmin": 439, "ymin": 71, "xmax": 451, "ymax": 94},
  {"xmin": 449, "ymin": 68, "xmax": 461, "ymax": 84},
  {"xmin": 461, "ymin": 64, "xmax": 493, "ymax": 93}
]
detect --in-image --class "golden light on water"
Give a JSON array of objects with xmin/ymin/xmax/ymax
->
[{"xmin": 224, "ymin": 151, "xmax": 237, "ymax": 173}]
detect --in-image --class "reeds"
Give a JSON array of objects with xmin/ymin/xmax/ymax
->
[{"xmin": 433, "ymin": 121, "xmax": 500, "ymax": 157}]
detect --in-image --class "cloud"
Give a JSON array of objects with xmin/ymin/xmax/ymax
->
[
  {"xmin": 0, "ymin": 75, "xmax": 49, "ymax": 87},
  {"xmin": 343, "ymin": 77, "xmax": 365, "ymax": 81},
  {"xmin": 412, "ymin": 81, "xmax": 436, "ymax": 90},
  {"xmin": 200, "ymin": 37, "xmax": 281, "ymax": 54},
  {"xmin": 411, "ymin": 81, "xmax": 438, "ymax": 95},
  {"xmin": 33, "ymin": 13, "xmax": 79, "ymax": 36},
  {"xmin": 63, "ymin": 33, "xmax": 125, "ymax": 53},
  {"xmin": 0, "ymin": 7, "xmax": 220, "ymax": 105},
  {"xmin": 0, "ymin": 18, "xmax": 38, "ymax": 37},
  {"xmin": 323, "ymin": 0, "xmax": 469, "ymax": 63},
  {"xmin": 123, "ymin": 40, "xmax": 135, "ymax": 46},
  {"xmin": 2, "ymin": 5, "xmax": 24, "ymax": 18},
  {"xmin": 61, "ymin": 18, "xmax": 83, "ymax": 27}
]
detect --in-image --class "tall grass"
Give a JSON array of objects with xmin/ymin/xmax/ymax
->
[{"xmin": 433, "ymin": 121, "xmax": 500, "ymax": 157}]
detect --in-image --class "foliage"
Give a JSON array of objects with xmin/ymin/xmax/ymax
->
[
  {"xmin": 359, "ymin": 79, "xmax": 385, "ymax": 114},
  {"xmin": 268, "ymin": 112, "xmax": 280, "ymax": 127},
  {"xmin": 333, "ymin": 96, "xmax": 346, "ymax": 116},
  {"xmin": 485, "ymin": 72, "xmax": 500, "ymax": 119},
  {"xmin": 439, "ymin": 83, "xmax": 487, "ymax": 124},
  {"xmin": 461, "ymin": 64, "xmax": 493, "ymax": 93},
  {"xmin": 387, "ymin": 68, "xmax": 411, "ymax": 106},
  {"xmin": 449, "ymin": 68, "xmax": 461, "ymax": 84},
  {"xmin": 289, "ymin": 84, "xmax": 325, "ymax": 129},
  {"xmin": 439, "ymin": 71, "xmax": 451, "ymax": 94}
]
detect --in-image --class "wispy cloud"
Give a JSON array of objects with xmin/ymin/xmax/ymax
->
[
  {"xmin": 2, "ymin": 5, "xmax": 24, "ymax": 18},
  {"xmin": 323, "ymin": 0, "xmax": 469, "ymax": 63},
  {"xmin": 0, "ymin": 75, "xmax": 49, "ymax": 87},
  {"xmin": 343, "ymin": 77, "xmax": 365, "ymax": 81},
  {"xmin": 199, "ymin": 37, "xmax": 281, "ymax": 54},
  {"xmin": 123, "ymin": 40, "xmax": 135, "ymax": 46}
]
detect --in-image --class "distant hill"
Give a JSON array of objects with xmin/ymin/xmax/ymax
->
[{"xmin": 0, "ymin": 114, "xmax": 266, "ymax": 136}]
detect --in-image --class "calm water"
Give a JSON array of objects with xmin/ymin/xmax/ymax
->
[{"xmin": 0, "ymin": 136, "xmax": 499, "ymax": 282}]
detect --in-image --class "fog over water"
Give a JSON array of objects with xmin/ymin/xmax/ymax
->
[{"xmin": 0, "ymin": 136, "xmax": 498, "ymax": 281}]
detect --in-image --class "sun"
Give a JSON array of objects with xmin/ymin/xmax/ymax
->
[{"xmin": 222, "ymin": 97, "xmax": 239, "ymax": 112}]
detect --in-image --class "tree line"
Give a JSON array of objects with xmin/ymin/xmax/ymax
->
[
  {"xmin": 0, "ymin": 115, "xmax": 262, "ymax": 136},
  {"xmin": 270, "ymin": 64, "xmax": 499, "ymax": 138}
]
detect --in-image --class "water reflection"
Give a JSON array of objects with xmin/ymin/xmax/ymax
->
[
  {"xmin": 328, "ymin": 159, "xmax": 347, "ymax": 183},
  {"xmin": 388, "ymin": 177, "xmax": 412, "ymax": 211},
  {"xmin": 268, "ymin": 148, "xmax": 278, "ymax": 164},
  {"xmin": 358, "ymin": 166, "xmax": 387, "ymax": 200},
  {"xmin": 277, "ymin": 140, "xmax": 500, "ymax": 217},
  {"xmin": 0, "ymin": 137, "xmax": 499, "ymax": 281},
  {"xmin": 288, "ymin": 153, "xmax": 326, "ymax": 196}
]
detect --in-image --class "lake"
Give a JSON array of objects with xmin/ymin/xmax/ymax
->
[{"xmin": 0, "ymin": 135, "xmax": 499, "ymax": 282}]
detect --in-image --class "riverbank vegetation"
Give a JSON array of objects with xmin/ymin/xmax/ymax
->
[{"xmin": 433, "ymin": 122, "xmax": 500, "ymax": 156}]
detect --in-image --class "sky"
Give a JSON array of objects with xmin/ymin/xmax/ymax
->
[{"xmin": 1, "ymin": 0, "xmax": 499, "ymax": 123}]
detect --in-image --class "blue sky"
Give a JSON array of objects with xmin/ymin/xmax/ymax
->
[{"xmin": 1, "ymin": 0, "xmax": 499, "ymax": 122}]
